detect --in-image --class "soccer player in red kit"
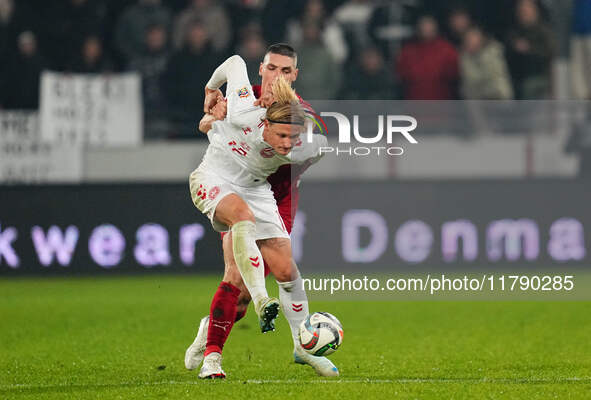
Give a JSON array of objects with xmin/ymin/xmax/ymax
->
[{"xmin": 185, "ymin": 44, "xmax": 337, "ymax": 379}]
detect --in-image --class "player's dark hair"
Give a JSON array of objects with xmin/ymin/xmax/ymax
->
[
  {"xmin": 266, "ymin": 43, "xmax": 297, "ymax": 59},
  {"xmin": 265, "ymin": 43, "xmax": 298, "ymax": 66}
]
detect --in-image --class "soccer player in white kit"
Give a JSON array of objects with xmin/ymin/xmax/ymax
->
[{"xmin": 189, "ymin": 54, "xmax": 328, "ymax": 378}]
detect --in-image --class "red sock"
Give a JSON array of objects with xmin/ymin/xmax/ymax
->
[{"xmin": 204, "ymin": 282, "xmax": 240, "ymax": 357}]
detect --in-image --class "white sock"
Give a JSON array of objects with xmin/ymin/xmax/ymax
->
[
  {"xmin": 277, "ymin": 276, "xmax": 309, "ymax": 347},
  {"xmin": 231, "ymin": 221, "xmax": 267, "ymax": 306}
]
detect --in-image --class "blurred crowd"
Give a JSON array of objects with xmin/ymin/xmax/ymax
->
[{"xmin": 0, "ymin": 0, "xmax": 589, "ymax": 139}]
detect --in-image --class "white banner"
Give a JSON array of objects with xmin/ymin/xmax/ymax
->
[
  {"xmin": 0, "ymin": 112, "xmax": 82, "ymax": 183},
  {"xmin": 39, "ymin": 72, "xmax": 143, "ymax": 147}
]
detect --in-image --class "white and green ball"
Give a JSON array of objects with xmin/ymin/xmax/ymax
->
[{"xmin": 298, "ymin": 312, "xmax": 343, "ymax": 356}]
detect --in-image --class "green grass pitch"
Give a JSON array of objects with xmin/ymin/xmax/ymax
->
[{"xmin": 1, "ymin": 275, "xmax": 590, "ymax": 399}]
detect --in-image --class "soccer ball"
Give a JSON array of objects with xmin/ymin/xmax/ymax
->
[{"xmin": 298, "ymin": 312, "xmax": 343, "ymax": 356}]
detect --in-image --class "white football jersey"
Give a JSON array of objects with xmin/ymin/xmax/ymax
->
[{"xmin": 198, "ymin": 55, "xmax": 327, "ymax": 187}]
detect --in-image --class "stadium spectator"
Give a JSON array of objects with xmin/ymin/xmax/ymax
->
[
  {"xmin": 166, "ymin": 0, "xmax": 190, "ymax": 14},
  {"xmin": 3, "ymin": 31, "xmax": 46, "ymax": 109},
  {"xmin": 286, "ymin": 0, "xmax": 348, "ymax": 64},
  {"xmin": 114, "ymin": 0, "xmax": 171, "ymax": 63},
  {"xmin": 127, "ymin": 24, "xmax": 170, "ymax": 138},
  {"xmin": 565, "ymin": 105, "xmax": 591, "ymax": 178},
  {"xmin": 0, "ymin": 0, "xmax": 26, "ymax": 65},
  {"xmin": 367, "ymin": 0, "xmax": 419, "ymax": 58},
  {"xmin": 235, "ymin": 25, "xmax": 267, "ymax": 84},
  {"xmin": 396, "ymin": 15, "xmax": 459, "ymax": 100},
  {"xmin": 164, "ymin": 21, "xmax": 221, "ymax": 138},
  {"xmin": 505, "ymin": 0, "xmax": 554, "ymax": 99},
  {"xmin": 460, "ymin": 26, "xmax": 513, "ymax": 100},
  {"xmin": 333, "ymin": 0, "xmax": 376, "ymax": 63},
  {"xmin": 0, "ymin": 0, "xmax": 19, "ymax": 106},
  {"xmin": 446, "ymin": 6, "xmax": 473, "ymax": 47},
  {"xmin": 172, "ymin": 0, "xmax": 231, "ymax": 53},
  {"xmin": 69, "ymin": 35, "xmax": 113, "ymax": 73},
  {"xmin": 294, "ymin": 21, "xmax": 341, "ymax": 99},
  {"xmin": 42, "ymin": 0, "xmax": 107, "ymax": 70},
  {"xmin": 340, "ymin": 46, "xmax": 393, "ymax": 100},
  {"xmin": 261, "ymin": 1, "xmax": 300, "ymax": 46},
  {"xmin": 570, "ymin": 0, "xmax": 591, "ymax": 100}
]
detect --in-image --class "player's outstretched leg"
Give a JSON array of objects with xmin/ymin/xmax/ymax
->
[
  {"xmin": 214, "ymin": 195, "xmax": 279, "ymax": 333},
  {"xmin": 260, "ymin": 239, "xmax": 339, "ymax": 376},
  {"xmin": 278, "ymin": 275, "xmax": 339, "ymax": 377},
  {"xmin": 232, "ymin": 220, "xmax": 279, "ymax": 333}
]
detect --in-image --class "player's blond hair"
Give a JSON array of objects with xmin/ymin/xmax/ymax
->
[{"xmin": 265, "ymin": 76, "xmax": 306, "ymax": 126}]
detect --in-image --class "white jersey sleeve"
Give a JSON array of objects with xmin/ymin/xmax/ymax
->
[
  {"xmin": 290, "ymin": 133, "xmax": 328, "ymax": 165},
  {"xmin": 206, "ymin": 55, "xmax": 263, "ymax": 128}
]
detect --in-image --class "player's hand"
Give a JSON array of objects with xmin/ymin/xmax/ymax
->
[
  {"xmin": 211, "ymin": 99, "xmax": 227, "ymax": 121},
  {"xmin": 254, "ymin": 89, "xmax": 274, "ymax": 108},
  {"xmin": 204, "ymin": 88, "xmax": 224, "ymax": 113}
]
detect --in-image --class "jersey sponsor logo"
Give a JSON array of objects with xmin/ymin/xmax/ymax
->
[
  {"xmin": 292, "ymin": 303, "xmax": 303, "ymax": 312},
  {"xmin": 208, "ymin": 186, "xmax": 220, "ymax": 200},
  {"xmin": 249, "ymin": 256, "xmax": 260, "ymax": 267},
  {"xmin": 260, "ymin": 147, "xmax": 275, "ymax": 158},
  {"xmin": 237, "ymin": 87, "xmax": 250, "ymax": 98},
  {"xmin": 242, "ymin": 127, "xmax": 252, "ymax": 135}
]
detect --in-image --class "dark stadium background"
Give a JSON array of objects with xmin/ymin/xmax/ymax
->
[{"xmin": 1, "ymin": 0, "xmax": 590, "ymax": 275}]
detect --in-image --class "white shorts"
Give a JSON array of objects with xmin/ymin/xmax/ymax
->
[{"xmin": 189, "ymin": 168, "xmax": 289, "ymax": 240}]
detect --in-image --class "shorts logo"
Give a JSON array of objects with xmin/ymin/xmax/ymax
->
[
  {"xmin": 260, "ymin": 147, "xmax": 274, "ymax": 158},
  {"xmin": 196, "ymin": 184, "xmax": 207, "ymax": 200},
  {"xmin": 208, "ymin": 186, "xmax": 220, "ymax": 200},
  {"xmin": 237, "ymin": 87, "xmax": 250, "ymax": 98}
]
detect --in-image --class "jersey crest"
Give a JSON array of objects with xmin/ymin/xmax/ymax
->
[{"xmin": 237, "ymin": 87, "xmax": 250, "ymax": 98}]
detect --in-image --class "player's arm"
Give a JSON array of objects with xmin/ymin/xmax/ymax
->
[
  {"xmin": 198, "ymin": 98, "xmax": 227, "ymax": 134},
  {"xmin": 198, "ymin": 114, "xmax": 216, "ymax": 134},
  {"xmin": 205, "ymin": 55, "xmax": 258, "ymax": 127}
]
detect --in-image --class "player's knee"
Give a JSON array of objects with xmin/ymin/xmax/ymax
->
[
  {"xmin": 274, "ymin": 262, "xmax": 296, "ymax": 283},
  {"xmin": 233, "ymin": 207, "xmax": 255, "ymax": 224}
]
